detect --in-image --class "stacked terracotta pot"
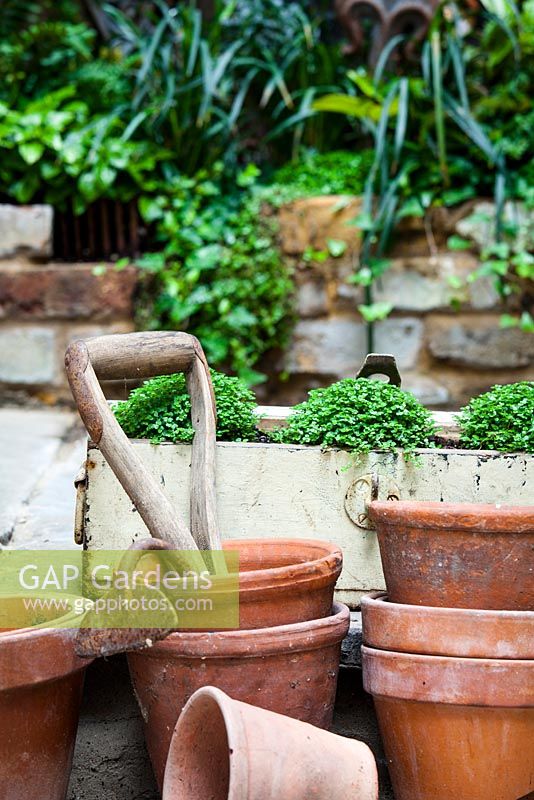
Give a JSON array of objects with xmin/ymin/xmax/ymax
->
[
  {"xmin": 362, "ymin": 501, "xmax": 534, "ymax": 800},
  {"xmin": 128, "ymin": 538, "xmax": 351, "ymax": 790}
]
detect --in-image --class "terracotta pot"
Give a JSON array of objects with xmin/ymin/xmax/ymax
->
[
  {"xmin": 368, "ymin": 501, "xmax": 534, "ymax": 609},
  {"xmin": 362, "ymin": 592, "xmax": 534, "ymax": 658},
  {"xmin": 363, "ymin": 645, "xmax": 534, "ymax": 800},
  {"xmin": 222, "ymin": 538, "xmax": 342, "ymax": 629},
  {"xmin": 162, "ymin": 685, "xmax": 378, "ymax": 800},
  {"xmin": 128, "ymin": 603, "xmax": 349, "ymax": 790},
  {"xmin": 0, "ymin": 604, "xmax": 91, "ymax": 800}
]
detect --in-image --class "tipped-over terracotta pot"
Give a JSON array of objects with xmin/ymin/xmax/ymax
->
[
  {"xmin": 162, "ymin": 686, "xmax": 378, "ymax": 800},
  {"xmin": 363, "ymin": 645, "xmax": 534, "ymax": 800},
  {"xmin": 222, "ymin": 538, "xmax": 342, "ymax": 628},
  {"xmin": 362, "ymin": 592, "xmax": 534, "ymax": 658},
  {"xmin": 129, "ymin": 603, "xmax": 349, "ymax": 790},
  {"xmin": 0, "ymin": 600, "xmax": 92, "ymax": 800},
  {"xmin": 368, "ymin": 501, "xmax": 534, "ymax": 609}
]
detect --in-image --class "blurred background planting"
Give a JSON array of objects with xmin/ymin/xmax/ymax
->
[{"xmin": 0, "ymin": 0, "xmax": 532, "ymax": 405}]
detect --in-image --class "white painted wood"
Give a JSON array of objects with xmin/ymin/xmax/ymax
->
[
  {"xmin": 82, "ymin": 440, "xmax": 534, "ymax": 607},
  {"xmin": 254, "ymin": 406, "xmax": 459, "ymax": 436}
]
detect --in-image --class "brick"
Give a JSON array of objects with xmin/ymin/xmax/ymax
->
[
  {"xmin": 0, "ymin": 263, "xmax": 138, "ymax": 320},
  {"xmin": 0, "ymin": 204, "xmax": 53, "ymax": 258},
  {"xmin": 278, "ymin": 196, "xmax": 363, "ymax": 256},
  {"xmin": 428, "ymin": 318, "xmax": 534, "ymax": 369},
  {"xmin": 0, "ymin": 327, "xmax": 56, "ymax": 384}
]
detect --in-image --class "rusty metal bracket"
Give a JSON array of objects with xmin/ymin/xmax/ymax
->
[
  {"xmin": 74, "ymin": 463, "xmax": 88, "ymax": 546},
  {"xmin": 344, "ymin": 472, "xmax": 400, "ymax": 529},
  {"xmin": 356, "ymin": 353, "xmax": 402, "ymax": 386}
]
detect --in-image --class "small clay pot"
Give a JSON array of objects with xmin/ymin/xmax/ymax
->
[
  {"xmin": 222, "ymin": 538, "xmax": 342, "ymax": 628},
  {"xmin": 128, "ymin": 603, "xmax": 350, "ymax": 790},
  {"xmin": 361, "ymin": 592, "xmax": 534, "ymax": 658},
  {"xmin": 0, "ymin": 603, "xmax": 91, "ymax": 800},
  {"xmin": 363, "ymin": 645, "xmax": 534, "ymax": 800},
  {"xmin": 368, "ymin": 501, "xmax": 534, "ymax": 609},
  {"xmin": 162, "ymin": 686, "xmax": 378, "ymax": 800}
]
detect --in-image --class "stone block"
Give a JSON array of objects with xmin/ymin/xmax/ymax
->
[
  {"xmin": 0, "ymin": 263, "xmax": 138, "ymax": 320},
  {"xmin": 0, "ymin": 326, "xmax": 56, "ymax": 384},
  {"xmin": 296, "ymin": 281, "xmax": 328, "ymax": 318},
  {"xmin": 0, "ymin": 204, "xmax": 53, "ymax": 258},
  {"xmin": 286, "ymin": 315, "xmax": 423, "ymax": 377},
  {"xmin": 428, "ymin": 317, "xmax": 534, "ymax": 369},
  {"xmin": 373, "ymin": 254, "xmax": 500, "ymax": 312},
  {"xmin": 278, "ymin": 196, "xmax": 363, "ymax": 256},
  {"xmin": 455, "ymin": 201, "xmax": 534, "ymax": 252},
  {"xmin": 401, "ymin": 373, "xmax": 450, "ymax": 407}
]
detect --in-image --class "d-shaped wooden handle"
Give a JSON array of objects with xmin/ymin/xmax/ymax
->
[{"xmin": 65, "ymin": 332, "xmax": 220, "ymax": 552}]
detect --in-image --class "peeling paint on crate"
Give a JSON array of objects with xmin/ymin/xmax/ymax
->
[{"xmin": 81, "ymin": 442, "xmax": 534, "ymax": 607}]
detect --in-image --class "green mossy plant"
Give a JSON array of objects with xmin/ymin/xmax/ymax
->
[
  {"xmin": 271, "ymin": 150, "xmax": 375, "ymax": 202},
  {"xmin": 457, "ymin": 382, "xmax": 534, "ymax": 454},
  {"xmin": 114, "ymin": 370, "xmax": 258, "ymax": 444},
  {"xmin": 273, "ymin": 378, "xmax": 436, "ymax": 454}
]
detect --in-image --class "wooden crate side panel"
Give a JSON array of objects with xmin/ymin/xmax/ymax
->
[{"xmin": 84, "ymin": 443, "xmax": 534, "ymax": 602}]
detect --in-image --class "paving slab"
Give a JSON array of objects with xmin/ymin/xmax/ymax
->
[{"xmin": 0, "ymin": 408, "xmax": 86, "ymax": 548}]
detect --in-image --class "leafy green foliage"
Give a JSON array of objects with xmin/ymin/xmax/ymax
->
[
  {"xmin": 0, "ymin": 23, "xmax": 95, "ymax": 105},
  {"xmin": 0, "ymin": 87, "xmax": 171, "ymax": 211},
  {"xmin": 114, "ymin": 370, "xmax": 258, "ymax": 444},
  {"xmin": 272, "ymin": 150, "xmax": 374, "ymax": 199},
  {"xmin": 458, "ymin": 382, "xmax": 534, "ymax": 453},
  {"xmin": 273, "ymin": 378, "xmax": 436, "ymax": 453},
  {"xmin": 135, "ymin": 165, "xmax": 294, "ymax": 383},
  {"xmin": 311, "ymin": 3, "xmax": 534, "ymax": 338},
  {"xmin": 101, "ymin": 0, "xmax": 347, "ymax": 173}
]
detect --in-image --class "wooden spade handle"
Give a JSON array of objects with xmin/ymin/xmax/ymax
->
[{"xmin": 65, "ymin": 332, "xmax": 220, "ymax": 552}]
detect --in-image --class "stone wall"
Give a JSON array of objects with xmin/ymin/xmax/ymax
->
[
  {"xmin": 263, "ymin": 196, "xmax": 534, "ymax": 408},
  {"xmin": 0, "ymin": 205, "xmax": 136, "ymax": 403},
  {"xmin": 1, "ymin": 200, "xmax": 532, "ymax": 408}
]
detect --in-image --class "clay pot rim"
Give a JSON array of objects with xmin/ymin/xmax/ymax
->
[
  {"xmin": 0, "ymin": 626, "xmax": 91, "ymax": 690},
  {"xmin": 362, "ymin": 645, "xmax": 534, "ymax": 707},
  {"xmin": 363, "ymin": 591, "xmax": 534, "ymax": 621},
  {"xmin": 361, "ymin": 592, "xmax": 534, "ymax": 659},
  {"xmin": 222, "ymin": 538, "xmax": 343, "ymax": 596},
  {"xmin": 137, "ymin": 602, "xmax": 350, "ymax": 659},
  {"xmin": 0, "ymin": 595, "xmax": 81, "ymax": 642},
  {"xmin": 163, "ymin": 686, "xmax": 249, "ymax": 800},
  {"xmin": 368, "ymin": 500, "xmax": 534, "ymax": 532}
]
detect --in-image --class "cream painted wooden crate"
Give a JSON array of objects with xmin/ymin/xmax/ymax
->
[{"xmin": 77, "ymin": 408, "xmax": 534, "ymax": 608}]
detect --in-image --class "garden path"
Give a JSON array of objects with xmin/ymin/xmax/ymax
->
[{"xmin": 0, "ymin": 407, "xmax": 85, "ymax": 549}]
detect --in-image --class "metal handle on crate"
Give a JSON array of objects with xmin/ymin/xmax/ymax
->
[{"xmin": 65, "ymin": 331, "xmax": 220, "ymax": 552}]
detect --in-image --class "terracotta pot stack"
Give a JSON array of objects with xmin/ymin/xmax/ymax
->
[
  {"xmin": 363, "ymin": 500, "xmax": 534, "ymax": 800},
  {"xmin": 128, "ymin": 538, "xmax": 352, "ymax": 790},
  {"xmin": 0, "ymin": 601, "xmax": 92, "ymax": 800}
]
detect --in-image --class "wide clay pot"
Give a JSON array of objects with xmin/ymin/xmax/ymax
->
[
  {"xmin": 162, "ymin": 685, "xmax": 378, "ymax": 800},
  {"xmin": 222, "ymin": 538, "xmax": 342, "ymax": 629},
  {"xmin": 0, "ymin": 602, "xmax": 91, "ymax": 800},
  {"xmin": 363, "ymin": 645, "xmax": 534, "ymax": 800},
  {"xmin": 368, "ymin": 501, "xmax": 534, "ymax": 609},
  {"xmin": 361, "ymin": 592, "xmax": 534, "ymax": 658},
  {"xmin": 128, "ymin": 602, "xmax": 350, "ymax": 790}
]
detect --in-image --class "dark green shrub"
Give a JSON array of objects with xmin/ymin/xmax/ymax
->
[
  {"xmin": 114, "ymin": 370, "xmax": 259, "ymax": 444},
  {"xmin": 273, "ymin": 378, "xmax": 436, "ymax": 453},
  {"xmin": 458, "ymin": 382, "xmax": 534, "ymax": 453}
]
